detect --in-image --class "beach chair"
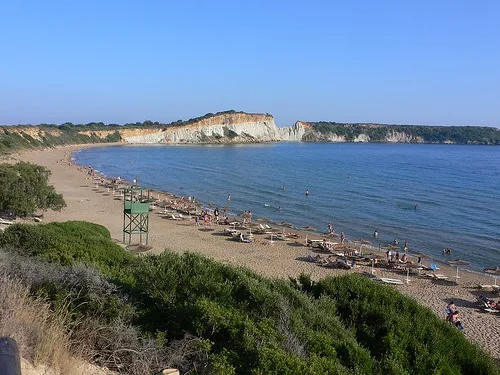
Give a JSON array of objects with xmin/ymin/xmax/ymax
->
[
  {"xmin": 171, "ymin": 214, "xmax": 181, "ymax": 220},
  {"xmin": 378, "ymin": 277, "xmax": 405, "ymax": 285},
  {"xmin": 0, "ymin": 218, "xmax": 15, "ymax": 225}
]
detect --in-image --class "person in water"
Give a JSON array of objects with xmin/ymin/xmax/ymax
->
[
  {"xmin": 227, "ymin": 194, "xmax": 231, "ymax": 202},
  {"xmin": 305, "ymin": 189, "xmax": 309, "ymax": 196}
]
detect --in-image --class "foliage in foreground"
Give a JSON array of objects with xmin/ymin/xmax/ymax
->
[
  {"xmin": 0, "ymin": 161, "xmax": 66, "ymax": 216},
  {"xmin": 0, "ymin": 221, "xmax": 498, "ymax": 375}
]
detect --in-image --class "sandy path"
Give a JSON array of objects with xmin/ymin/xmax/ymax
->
[{"xmin": 8, "ymin": 144, "xmax": 500, "ymax": 360}]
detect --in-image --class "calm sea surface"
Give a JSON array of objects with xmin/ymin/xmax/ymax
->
[{"xmin": 74, "ymin": 143, "xmax": 500, "ymax": 272}]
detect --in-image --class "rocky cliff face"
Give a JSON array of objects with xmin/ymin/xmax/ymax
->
[
  {"xmin": 122, "ymin": 113, "xmax": 284, "ymax": 144},
  {"xmin": 4, "ymin": 113, "xmax": 485, "ymax": 147}
]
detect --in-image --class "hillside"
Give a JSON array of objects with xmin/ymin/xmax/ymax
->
[{"xmin": 1, "ymin": 111, "xmax": 499, "ymax": 154}]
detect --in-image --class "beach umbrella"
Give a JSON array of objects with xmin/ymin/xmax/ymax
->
[
  {"xmin": 483, "ymin": 266, "xmax": 500, "ymax": 286},
  {"xmin": 447, "ymin": 259, "xmax": 471, "ymax": 279}
]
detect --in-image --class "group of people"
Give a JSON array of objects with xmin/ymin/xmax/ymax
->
[
  {"xmin": 386, "ymin": 249, "xmax": 409, "ymax": 263},
  {"xmin": 478, "ymin": 295, "xmax": 500, "ymax": 311},
  {"xmin": 195, "ymin": 208, "xmax": 231, "ymax": 227},
  {"xmin": 445, "ymin": 301, "xmax": 464, "ymax": 330},
  {"xmin": 307, "ymin": 254, "xmax": 355, "ymax": 270}
]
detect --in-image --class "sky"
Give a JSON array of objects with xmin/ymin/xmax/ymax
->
[{"xmin": 1, "ymin": 0, "xmax": 499, "ymax": 127}]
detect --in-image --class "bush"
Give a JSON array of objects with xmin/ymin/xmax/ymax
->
[
  {"xmin": 1, "ymin": 221, "xmax": 498, "ymax": 374},
  {"xmin": 0, "ymin": 162, "xmax": 66, "ymax": 216}
]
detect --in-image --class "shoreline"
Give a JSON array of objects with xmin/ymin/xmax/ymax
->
[
  {"xmin": 70, "ymin": 144, "xmax": 493, "ymax": 277},
  {"xmin": 5, "ymin": 144, "xmax": 500, "ymax": 360}
]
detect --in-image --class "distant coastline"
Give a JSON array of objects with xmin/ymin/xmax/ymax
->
[{"xmin": 1, "ymin": 110, "xmax": 499, "ymax": 154}]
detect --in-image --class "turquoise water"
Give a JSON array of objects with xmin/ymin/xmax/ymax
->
[{"xmin": 74, "ymin": 143, "xmax": 500, "ymax": 271}]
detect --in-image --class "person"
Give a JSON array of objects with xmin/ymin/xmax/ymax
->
[
  {"xmin": 445, "ymin": 301, "xmax": 456, "ymax": 321},
  {"xmin": 240, "ymin": 233, "xmax": 252, "ymax": 243},
  {"xmin": 386, "ymin": 249, "xmax": 392, "ymax": 262},
  {"xmin": 450, "ymin": 311, "xmax": 463, "ymax": 330},
  {"xmin": 305, "ymin": 189, "xmax": 309, "ymax": 196},
  {"xmin": 214, "ymin": 207, "xmax": 219, "ymax": 219},
  {"xmin": 340, "ymin": 232, "xmax": 345, "ymax": 245},
  {"xmin": 392, "ymin": 239, "xmax": 398, "ymax": 246},
  {"xmin": 404, "ymin": 240, "xmax": 409, "ymax": 252},
  {"xmin": 227, "ymin": 194, "xmax": 231, "ymax": 202},
  {"xmin": 223, "ymin": 216, "xmax": 229, "ymax": 225},
  {"xmin": 373, "ymin": 230, "xmax": 379, "ymax": 239},
  {"xmin": 328, "ymin": 223, "xmax": 334, "ymax": 234}
]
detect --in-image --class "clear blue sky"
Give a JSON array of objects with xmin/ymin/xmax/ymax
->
[{"xmin": 1, "ymin": 0, "xmax": 499, "ymax": 127}]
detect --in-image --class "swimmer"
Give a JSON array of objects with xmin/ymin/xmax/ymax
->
[
  {"xmin": 227, "ymin": 194, "xmax": 231, "ymax": 202},
  {"xmin": 305, "ymin": 189, "xmax": 309, "ymax": 196}
]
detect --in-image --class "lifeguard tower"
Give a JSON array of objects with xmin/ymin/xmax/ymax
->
[{"xmin": 123, "ymin": 187, "xmax": 150, "ymax": 245}]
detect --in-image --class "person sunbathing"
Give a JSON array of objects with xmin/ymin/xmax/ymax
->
[{"xmin": 240, "ymin": 233, "xmax": 252, "ymax": 243}]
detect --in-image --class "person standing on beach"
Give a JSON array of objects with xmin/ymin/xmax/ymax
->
[
  {"xmin": 340, "ymin": 232, "xmax": 345, "ymax": 245},
  {"xmin": 214, "ymin": 207, "xmax": 219, "ymax": 225}
]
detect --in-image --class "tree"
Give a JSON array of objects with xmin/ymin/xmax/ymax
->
[{"xmin": 0, "ymin": 162, "xmax": 66, "ymax": 216}]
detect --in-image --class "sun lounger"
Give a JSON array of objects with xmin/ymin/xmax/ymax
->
[
  {"xmin": 224, "ymin": 228, "xmax": 238, "ymax": 236},
  {"xmin": 476, "ymin": 284, "xmax": 493, "ymax": 290},
  {"xmin": 432, "ymin": 274, "xmax": 450, "ymax": 280},
  {"xmin": 0, "ymin": 218, "xmax": 15, "ymax": 225},
  {"xmin": 170, "ymin": 214, "xmax": 181, "ymax": 220},
  {"xmin": 378, "ymin": 278, "xmax": 405, "ymax": 285},
  {"xmin": 274, "ymin": 234, "xmax": 289, "ymax": 241}
]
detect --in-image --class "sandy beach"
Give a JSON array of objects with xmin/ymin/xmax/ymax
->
[{"xmin": 7, "ymin": 144, "xmax": 500, "ymax": 360}]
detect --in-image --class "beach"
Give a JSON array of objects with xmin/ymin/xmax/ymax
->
[{"xmin": 8, "ymin": 144, "xmax": 500, "ymax": 360}]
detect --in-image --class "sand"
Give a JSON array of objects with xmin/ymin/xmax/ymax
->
[{"xmin": 7, "ymin": 144, "xmax": 500, "ymax": 360}]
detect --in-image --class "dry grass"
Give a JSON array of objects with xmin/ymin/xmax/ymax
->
[{"xmin": 0, "ymin": 273, "xmax": 77, "ymax": 374}]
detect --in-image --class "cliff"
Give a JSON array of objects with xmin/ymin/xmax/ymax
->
[
  {"xmin": 1, "ymin": 112, "xmax": 499, "ymax": 152},
  {"xmin": 123, "ymin": 112, "xmax": 281, "ymax": 144}
]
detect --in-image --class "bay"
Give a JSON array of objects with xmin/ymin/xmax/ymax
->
[{"xmin": 74, "ymin": 143, "xmax": 500, "ymax": 271}]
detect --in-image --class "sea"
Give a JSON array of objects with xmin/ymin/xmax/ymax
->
[{"xmin": 73, "ymin": 142, "xmax": 500, "ymax": 273}]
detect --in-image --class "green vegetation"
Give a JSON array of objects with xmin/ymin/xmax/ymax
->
[
  {"xmin": 0, "ymin": 162, "xmax": 65, "ymax": 216},
  {"xmin": 310, "ymin": 122, "xmax": 500, "ymax": 144},
  {"xmin": 0, "ymin": 221, "xmax": 498, "ymax": 374}
]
